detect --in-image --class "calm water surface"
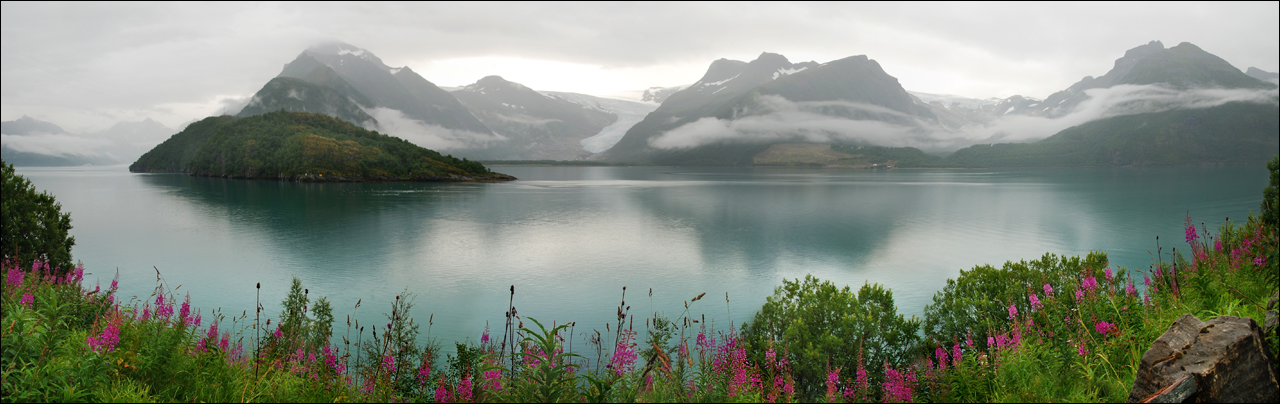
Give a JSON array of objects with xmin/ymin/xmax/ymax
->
[{"xmin": 16, "ymin": 165, "xmax": 1268, "ymax": 350}]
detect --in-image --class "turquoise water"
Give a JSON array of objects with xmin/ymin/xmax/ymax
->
[{"xmin": 15, "ymin": 164, "xmax": 1268, "ymax": 351}]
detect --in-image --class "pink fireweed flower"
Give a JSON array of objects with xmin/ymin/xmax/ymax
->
[
  {"xmin": 20, "ymin": 293, "xmax": 34, "ymax": 308},
  {"xmin": 381, "ymin": 354, "xmax": 396, "ymax": 373},
  {"xmin": 987, "ymin": 336, "xmax": 995, "ymax": 348},
  {"xmin": 480, "ymin": 330, "xmax": 489, "ymax": 345},
  {"xmin": 1255, "ymin": 256, "xmax": 1266, "ymax": 266},
  {"xmin": 219, "ymin": 333, "xmax": 230, "ymax": 351},
  {"xmin": 1075, "ymin": 288, "xmax": 1084, "ymax": 303},
  {"xmin": 1095, "ymin": 320, "xmax": 1116, "ymax": 337},
  {"xmin": 458, "ymin": 378, "xmax": 473, "ymax": 402},
  {"xmin": 935, "ymin": 347, "xmax": 948, "ymax": 370},
  {"xmin": 1214, "ymin": 238, "xmax": 1222, "ymax": 252},
  {"xmin": 1077, "ymin": 343, "xmax": 1089, "ymax": 356},
  {"xmin": 611, "ymin": 329, "xmax": 638, "ymax": 376},
  {"xmin": 483, "ymin": 369, "xmax": 502, "ymax": 391},
  {"xmin": 179, "ymin": 293, "xmax": 191, "ymax": 325},
  {"xmin": 87, "ymin": 320, "xmax": 121, "ymax": 353},
  {"xmin": 1008, "ymin": 304, "xmax": 1017, "ymax": 319},
  {"xmin": 952, "ymin": 344, "xmax": 962, "ymax": 367},
  {"xmin": 1044, "ymin": 283, "xmax": 1054, "ymax": 296},
  {"xmin": 1185, "ymin": 224, "xmax": 1198, "ymax": 244},
  {"xmin": 1126, "ymin": 282, "xmax": 1136, "ymax": 297},
  {"xmin": 1029, "ymin": 293, "xmax": 1042, "ymax": 310},
  {"xmin": 196, "ymin": 339, "xmax": 207, "ymax": 353},
  {"xmin": 207, "ymin": 322, "xmax": 219, "ymax": 341},
  {"xmin": 435, "ymin": 382, "xmax": 451, "ymax": 403},
  {"xmin": 1082, "ymin": 276, "xmax": 1099, "ymax": 293},
  {"xmin": 6, "ymin": 266, "xmax": 23, "ymax": 289},
  {"xmin": 826, "ymin": 368, "xmax": 841, "ymax": 402},
  {"xmin": 140, "ymin": 305, "xmax": 151, "ymax": 321},
  {"xmin": 1105, "ymin": 267, "xmax": 1114, "ymax": 282},
  {"xmin": 273, "ymin": 327, "xmax": 282, "ymax": 339}
]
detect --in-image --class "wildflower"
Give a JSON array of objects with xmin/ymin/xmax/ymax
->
[
  {"xmin": 457, "ymin": 378, "xmax": 473, "ymax": 402},
  {"xmin": 1029, "ymin": 293, "xmax": 1042, "ymax": 310},
  {"xmin": 1007, "ymin": 304, "xmax": 1017, "ymax": 320},
  {"xmin": 1077, "ymin": 343, "xmax": 1089, "ymax": 356},
  {"xmin": 6, "ymin": 266, "xmax": 24, "ymax": 289},
  {"xmin": 20, "ymin": 293, "xmax": 34, "ymax": 308},
  {"xmin": 480, "ymin": 329, "xmax": 489, "ymax": 345},
  {"xmin": 1095, "ymin": 321, "xmax": 1116, "ymax": 337},
  {"xmin": 1214, "ymin": 238, "xmax": 1222, "ymax": 252},
  {"xmin": 935, "ymin": 347, "xmax": 948, "ymax": 370},
  {"xmin": 1075, "ymin": 288, "xmax": 1084, "ymax": 303},
  {"xmin": 952, "ymin": 344, "xmax": 962, "ymax": 367},
  {"xmin": 179, "ymin": 293, "xmax": 191, "ymax": 325},
  {"xmin": 987, "ymin": 336, "xmax": 994, "ymax": 348},
  {"xmin": 273, "ymin": 327, "xmax": 282, "ymax": 339},
  {"xmin": 611, "ymin": 329, "xmax": 638, "ymax": 376},
  {"xmin": 825, "ymin": 368, "xmax": 841, "ymax": 402},
  {"xmin": 1105, "ymin": 267, "xmax": 1114, "ymax": 282},
  {"xmin": 1255, "ymin": 256, "xmax": 1267, "ymax": 266},
  {"xmin": 140, "ymin": 306, "xmax": 151, "ymax": 321},
  {"xmin": 1044, "ymin": 283, "xmax": 1054, "ymax": 296},
  {"xmin": 197, "ymin": 339, "xmax": 207, "ymax": 353},
  {"xmin": 1185, "ymin": 222, "xmax": 1198, "ymax": 244},
  {"xmin": 381, "ymin": 354, "xmax": 396, "ymax": 373},
  {"xmin": 73, "ymin": 264, "xmax": 85, "ymax": 284},
  {"xmin": 1082, "ymin": 276, "xmax": 1099, "ymax": 293},
  {"xmin": 87, "ymin": 320, "xmax": 121, "ymax": 353},
  {"xmin": 435, "ymin": 382, "xmax": 451, "ymax": 403},
  {"xmin": 483, "ymin": 369, "xmax": 502, "ymax": 391},
  {"xmin": 1126, "ymin": 282, "xmax": 1136, "ymax": 297},
  {"xmin": 220, "ymin": 332, "xmax": 230, "ymax": 351}
]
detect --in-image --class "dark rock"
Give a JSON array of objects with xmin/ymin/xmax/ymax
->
[{"xmin": 1128, "ymin": 314, "xmax": 1278, "ymax": 403}]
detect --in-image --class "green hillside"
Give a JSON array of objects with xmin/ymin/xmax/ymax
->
[
  {"xmin": 946, "ymin": 102, "xmax": 1279, "ymax": 168},
  {"xmin": 129, "ymin": 111, "xmax": 513, "ymax": 181}
]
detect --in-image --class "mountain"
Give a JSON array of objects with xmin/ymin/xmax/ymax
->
[
  {"xmin": 1247, "ymin": 67, "xmax": 1280, "ymax": 85},
  {"xmin": 944, "ymin": 102, "xmax": 1278, "ymax": 167},
  {"xmin": 1, "ymin": 116, "xmax": 68, "ymax": 135},
  {"xmin": 641, "ymin": 86, "xmax": 688, "ymax": 104},
  {"xmin": 448, "ymin": 76, "xmax": 618, "ymax": 160},
  {"xmin": 238, "ymin": 76, "xmax": 379, "ymax": 128},
  {"xmin": 1019, "ymin": 41, "xmax": 1276, "ymax": 118},
  {"xmin": 602, "ymin": 52, "xmax": 943, "ymax": 165},
  {"xmin": 298, "ymin": 42, "xmax": 491, "ymax": 135},
  {"xmin": 1, "ymin": 116, "xmax": 118, "ymax": 166},
  {"xmin": 543, "ymin": 92, "xmax": 658, "ymax": 153},
  {"xmin": 129, "ymin": 111, "xmax": 513, "ymax": 181},
  {"xmin": 94, "ymin": 118, "xmax": 175, "ymax": 163}
]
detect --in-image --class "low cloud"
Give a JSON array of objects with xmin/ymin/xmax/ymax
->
[
  {"xmin": 649, "ymin": 85, "xmax": 1279, "ymax": 151},
  {"xmin": 1, "ymin": 133, "xmax": 112, "ymax": 157},
  {"xmin": 365, "ymin": 107, "xmax": 507, "ymax": 151},
  {"xmin": 967, "ymin": 84, "xmax": 1280, "ymax": 143}
]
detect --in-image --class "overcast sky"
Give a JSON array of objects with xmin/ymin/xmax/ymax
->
[{"xmin": 2, "ymin": 2, "xmax": 1277, "ymax": 133}]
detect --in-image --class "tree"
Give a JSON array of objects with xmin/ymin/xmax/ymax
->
[
  {"xmin": 741, "ymin": 275, "xmax": 921, "ymax": 399},
  {"xmin": 1, "ymin": 159, "xmax": 75, "ymax": 273}
]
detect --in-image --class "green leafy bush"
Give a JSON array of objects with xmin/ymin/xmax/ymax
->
[
  {"xmin": 740, "ymin": 275, "xmax": 921, "ymax": 400},
  {"xmin": 1, "ymin": 159, "xmax": 75, "ymax": 273}
]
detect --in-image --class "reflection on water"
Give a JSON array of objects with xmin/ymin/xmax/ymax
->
[{"xmin": 16, "ymin": 164, "xmax": 1268, "ymax": 353}]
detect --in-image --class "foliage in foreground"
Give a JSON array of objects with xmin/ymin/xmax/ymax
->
[
  {"xmin": 2, "ymin": 161, "xmax": 1277, "ymax": 402},
  {"xmin": 0, "ymin": 159, "xmax": 75, "ymax": 274}
]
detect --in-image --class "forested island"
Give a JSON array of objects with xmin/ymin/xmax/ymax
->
[{"xmin": 129, "ymin": 111, "xmax": 514, "ymax": 182}]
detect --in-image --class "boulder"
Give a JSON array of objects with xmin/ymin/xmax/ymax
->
[{"xmin": 1128, "ymin": 314, "xmax": 1278, "ymax": 403}]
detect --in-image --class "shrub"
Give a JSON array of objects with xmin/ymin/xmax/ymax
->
[
  {"xmin": 740, "ymin": 275, "xmax": 921, "ymax": 400},
  {"xmin": 1, "ymin": 159, "xmax": 75, "ymax": 273}
]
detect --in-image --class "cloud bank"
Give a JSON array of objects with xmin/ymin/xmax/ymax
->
[
  {"xmin": 1, "ymin": 133, "xmax": 112, "ymax": 157},
  {"xmin": 648, "ymin": 85, "xmax": 1280, "ymax": 151},
  {"xmin": 365, "ymin": 107, "xmax": 507, "ymax": 152}
]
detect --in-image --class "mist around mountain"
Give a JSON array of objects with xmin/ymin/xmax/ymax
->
[
  {"xmin": 447, "ymin": 76, "xmax": 618, "ymax": 160},
  {"xmin": 1, "ymin": 116, "xmax": 174, "ymax": 166},
  {"xmin": 599, "ymin": 40, "xmax": 1278, "ymax": 167}
]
